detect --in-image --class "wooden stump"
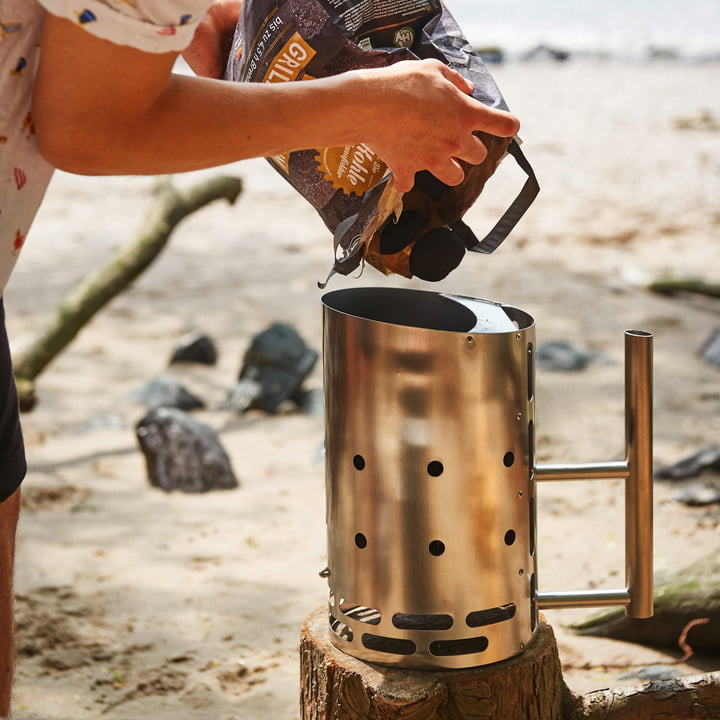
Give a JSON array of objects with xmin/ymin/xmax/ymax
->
[{"xmin": 300, "ymin": 605, "xmax": 575, "ymax": 720}]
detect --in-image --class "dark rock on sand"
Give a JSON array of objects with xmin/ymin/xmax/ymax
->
[
  {"xmin": 128, "ymin": 376, "xmax": 205, "ymax": 411},
  {"xmin": 169, "ymin": 332, "xmax": 218, "ymax": 366},
  {"xmin": 237, "ymin": 323, "xmax": 318, "ymax": 413},
  {"xmin": 136, "ymin": 407, "xmax": 238, "ymax": 493},
  {"xmin": 656, "ymin": 447, "xmax": 720, "ymax": 480}
]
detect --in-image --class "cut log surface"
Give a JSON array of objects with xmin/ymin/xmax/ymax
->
[{"xmin": 300, "ymin": 605, "xmax": 575, "ymax": 720}]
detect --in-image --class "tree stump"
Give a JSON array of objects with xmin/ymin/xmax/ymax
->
[{"xmin": 300, "ymin": 605, "xmax": 575, "ymax": 720}]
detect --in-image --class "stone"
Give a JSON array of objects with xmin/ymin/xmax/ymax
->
[
  {"xmin": 169, "ymin": 332, "xmax": 218, "ymax": 366},
  {"xmin": 536, "ymin": 340, "xmax": 594, "ymax": 371},
  {"xmin": 135, "ymin": 407, "xmax": 238, "ymax": 493},
  {"xmin": 237, "ymin": 323, "xmax": 318, "ymax": 413},
  {"xmin": 656, "ymin": 446, "xmax": 720, "ymax": 480},
  {"xmin": 128, "ymin": 376, "xmax": 205, "ymax": 411},
  {"xmin": 699, "ymin": 326, "xmax": 720, "ymax": 367}
]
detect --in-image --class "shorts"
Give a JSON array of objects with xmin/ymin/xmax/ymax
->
[{"xmin": 0, "ymin": 298, "xmax": 26, "ymax": 503}]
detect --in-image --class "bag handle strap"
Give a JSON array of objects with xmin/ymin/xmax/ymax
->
[{"xmin": 470, "ymin": 138, "xmax": 539, "ymax": 254}]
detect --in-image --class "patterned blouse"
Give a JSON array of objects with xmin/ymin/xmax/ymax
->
[{"xmin": 0, "ymin": 0, "xmax": 213, "ymax": 294}]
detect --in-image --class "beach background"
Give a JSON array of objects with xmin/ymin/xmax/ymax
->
[{"xmin": 5, "ymin": 3, "xmax": 720, "ymax": 718}]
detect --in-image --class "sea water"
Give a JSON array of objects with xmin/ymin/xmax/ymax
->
[{"xmin": 445, "ymin": 0, "xmax": 720, "ymax": 61}]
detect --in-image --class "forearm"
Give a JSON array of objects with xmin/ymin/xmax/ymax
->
[{"xmin": 36, "ymin": 70, "xmax": 372, "ymax": 176}]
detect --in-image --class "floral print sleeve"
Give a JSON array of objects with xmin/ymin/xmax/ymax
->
[{"xmin": 37, "ymin": 0, "xmax": 214, "ymax": 53}]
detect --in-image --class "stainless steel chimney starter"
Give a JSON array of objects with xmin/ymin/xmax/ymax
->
[{"xmin": 321, "ymin": 287, "xmax": 653, "ymax": 670}]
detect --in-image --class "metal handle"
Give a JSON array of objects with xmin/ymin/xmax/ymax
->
[{"xmin": 534, "ymin": 330, "xmax": 654, "ymax": 619}]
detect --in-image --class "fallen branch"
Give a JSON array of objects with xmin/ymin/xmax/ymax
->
[
  {"xmin": 573, "ymin": 671, "xmax": 720, "ymax": 720},
  {"xmin": 567, "ymin": 547, "xmax": 720, "ymax": 654},
  {"xmin": 648, "ymin": 278, "xmax": 720, "ymax": 298},
  {"xmin": 12, "ymin": 174, "xmax": 243, "ymax": 394}
]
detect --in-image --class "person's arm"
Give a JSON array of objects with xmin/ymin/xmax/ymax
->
[
  {"xmin": 0, "ymin": 488, "xmax": 20, "ymax": 718},
  {"xmin": 34, "ymin": 12, "xmax": 519, "ymax": 193}
]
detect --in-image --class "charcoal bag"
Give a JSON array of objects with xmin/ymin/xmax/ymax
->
[{"xmin": 224, "ymin": 0, "xmax": 539, "ymax": 282}]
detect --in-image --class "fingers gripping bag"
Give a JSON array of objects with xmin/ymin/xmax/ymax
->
[{"xmin": 224, "ymin": 0, "xmax": 539, "ymax": 283}]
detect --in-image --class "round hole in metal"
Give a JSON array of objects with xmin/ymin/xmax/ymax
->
[
  {"xmin": 355, "ymin": 533, "xmax": 367, "ymax": 549},
  {"xmin": 353, "ymin": 454, "xmax": 366, "ymax": 470},
  {"xmin": 427, "ymin": 460, "xmax": 444, "ymax": 477},
  {"xmin": 428, "ymin": 540, "xmax": 445, "ymax": 556},
  {"xmin": 503, "ymin": 451, "xmax": 515, "ymax": 468},
  {"xmin": 504, "ymin": 529, "xmax": 516, "ymax": 546}
]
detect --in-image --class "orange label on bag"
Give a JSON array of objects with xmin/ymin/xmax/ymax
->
[
  {"xmin": 262, "ymin": 32, "xmax": 316, "ymax": 83},
  {"xmin": 315, "ymin": 144, "xmax": 387, "ymax": 196}
]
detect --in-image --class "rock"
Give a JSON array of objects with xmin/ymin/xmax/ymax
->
[
  {"xmin": 221, "ymin": 378, "xmax": 263, "ymax": 413},
  {"xmin": 536, "ymin": 340, "xmax": 594, "ymax": 371},
  {"xmin": 699, "ymin": 327, "xmax": 720, "ymax": 367},
  {"xmin": 169, "ymin": 332, "xmax": 218, "ymax": 365},
  {"xmin": 674, "ymin": 484, "xmax": 720, "ymax": 507},
  {"xmin": 237, "ymin": 323, "xmax": 318, "ymax": 413},
  {"xmin": 135, "ymin": 407, "xmax": 238, "ymax": 493},
  {"xmin": 295, "ymin": 387, "xmax": 324, "ymax": 417},
  {"xmin": 656, "ymin": 447, "xmax": 720, "ymax": 480},
  {"xmin": 128, "ymin": 376, "xmax": 205, "ymax": 411}
]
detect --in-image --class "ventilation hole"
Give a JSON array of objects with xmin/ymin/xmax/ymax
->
[
  {"xmin": 429, "ymin": 636, "xmax": 488, "ymax": 657},
  {"xmin": 329, "ymin": 613, "xmax": 353, "ymax": 642},
  {"xmin": 355, "ymin": 533, "xmax": 367, "ymax": 549},
  {"xmin": 530, "ymin": 573, "xmax": 537, "ymax": 631},
  {"xmin": 427, "ymin": 460, "xmax": 444, "ymax": 477},
  {"xmin": 527, "ymin": 343, "xmax": 535, "ymax": 402},
  {"xmin": 504, "ymin": 529, "xmax": 516, "ymax": 546},
  {"xmin": 362, "ymin": 633, "xmax": 416, "ymax": 656},
  {"xmin": 340, "ymin": 603, "xmax": 381, "ymax": 625},
  {"xmin": 466, "ymin": 603, "xmax": 516, "ymax": 628},
  {"xmin": 503, "ymin": 451, "xmax": 515, "ymax": 468},
  {"xmin": 392, "ymin": 613, "xmax": 453, "ymax": 631},
  {"xmin": 528, "ymin": 419, "xmax": 535, "ymax": 471},
  {"xmin": 428, "ymin": 540, "xmax": 445, "ymax": 556},
  {"xmin": 529, "ymin": 494, "xmax": 536, "ymax": 557},
  {"xmin": 353, "ymin": 454, "xmax": 366, "ymax": 470}
]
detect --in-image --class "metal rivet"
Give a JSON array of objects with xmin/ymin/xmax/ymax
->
[
  {"xmin": 466, "ymin": 336, "xmax": 474, "ymax": 345},
  {"xmin": 518, "ymin": 490, "xmax": 524, "ymax": 498},
  {"xmin": 519, "ymin": 568, "xmax": 524, "ymax": 575},
  {"xmin": 516, "ymin": 333, "xmax": 521, "ymax": 341},
  {"xmin": 520, "ymin": 643, "xmax": 525, "ymax": 650}
]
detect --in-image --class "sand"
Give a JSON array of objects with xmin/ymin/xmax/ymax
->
[{"xmin": 5, "ymin": 58, "xmax": 720, "ymax": 719}]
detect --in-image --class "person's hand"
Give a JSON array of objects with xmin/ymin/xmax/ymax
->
[
  {"xmin": 357, "ymin": 59, "xmax": 520, "ymax": 193},
  {"xmin": 183, "ymin": 0, "xmax": 242, "ymax": 79}
]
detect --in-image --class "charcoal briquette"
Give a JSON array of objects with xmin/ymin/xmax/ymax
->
[
  {"xmin": 379, "ymin": 210, "xmax": 425, "ymax": 254},
  {"xmin": 409, "ymin": 227, "xmax": 466, "ymax": 281},
  {"xmin": 413, "ymin": 170, "xmax": 451, "ymax": 200}
]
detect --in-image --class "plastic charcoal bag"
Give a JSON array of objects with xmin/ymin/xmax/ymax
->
[{"xmin": 224, "ymin": 0, "xmax": 539, "ymax": 282}]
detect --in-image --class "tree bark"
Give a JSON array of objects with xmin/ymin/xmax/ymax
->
[
  {"xmin": 300, "ymin": 605, "xmax": 720, "ymax": 720},
  {"xmin": 299, "ymin": 605, "xmax": 576, "ymax": 720},
  {"xmin": 12, "ymin": 174, "xmax": 243, "ymax": 392},
  {"xmin": 574, "ymin": 672, "xmax": 720, "ymax": 720}
]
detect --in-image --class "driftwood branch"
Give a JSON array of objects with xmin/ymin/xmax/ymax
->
[
  {"xmin": 566, "ymin": 546, "xmax": 720, "ymax": 654},
  {"xmin": 13, "ymin": 175, "xmax": 243, "ymax": 391},
  {"xmin": 649, "ymin": 278, "xmax": 720, "ymax": 298}
]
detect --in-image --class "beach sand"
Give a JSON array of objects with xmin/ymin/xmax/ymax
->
[{"xmin": 5, "ymin": 58, "xmax": 720, "ymax": 718}]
